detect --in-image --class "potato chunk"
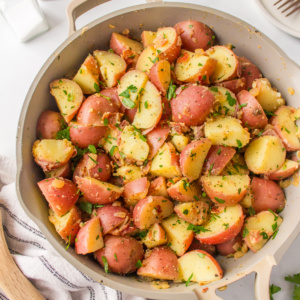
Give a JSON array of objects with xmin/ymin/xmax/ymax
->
[
  {"xmin": 244, "ymin": 135, "xmax": 286, "ymax": 174},
  {"xmin": 204, "ymin": 116, "xmax": 250, "ymax": 147},
  {"xmin": 50, "ymin": 79, "xmax": 83, "ymax": 123}
]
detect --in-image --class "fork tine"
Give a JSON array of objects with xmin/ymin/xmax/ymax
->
[
  {"xmin": 286, "ymin": 4, "xmax": 300, "ymax": 16},
  {"xmin": 282, "ymin": 0, "xmax": 300, "ymax": 12},
  {"xmin": 278, "ymin": 0, "xmax": 294, "ymax": 9},
  {"xmin": 274, "ymin": 0, "xmax": 282, "ymax": 5}
]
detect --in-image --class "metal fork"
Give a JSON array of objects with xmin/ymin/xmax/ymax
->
[{"xmin": 274, "ymin": 0, "xmax": 300, "ymax": 17}]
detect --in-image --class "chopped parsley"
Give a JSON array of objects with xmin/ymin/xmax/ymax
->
[
  {"xmin": 187, "ymin": 224, "xmax": 210, "ymax": 234},
  {"xmin": 214, "ymin": 197, "xmax": 225, "ymax": 204},
  {"xmin": 88, "ymin": 144, "xmax": 97, "ymax": 154},
  {"xmin": 225, "ymin": 91, "xmax": 236, "ymax": 106},
  {"xmin": 102, "ymin": 256, "xmax": 109, "ymax": 273}
]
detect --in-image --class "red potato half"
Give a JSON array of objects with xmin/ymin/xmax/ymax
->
[
  {"xmin": 38, "ymin": 178, "xmax": 79, "ymax": 217},
  {"xmin": 196, "ymin": 204, "xmax": 245, "ymax": 245},
  {"xmin": 237, "ymin": 90, "xmax": 268, "ymax": 129},
  {"xmin": 174, "ymin": 49, "xmax": 217, "ymax": 84},
  {"xmin": 73, "ymin": 153, "xmax": 112, "ymax": 183},
  {"xmin": 243, "ymin": 210, "xmax": 282, "ymax": 253},
  {"xmin": 201, "ymin": 175, "xmax": 250, "ymax": 206},
  {"xmin": 174, "ymin": 20, "xmax": 215, "ymax": 51},
  {"xmin": 238, "ymin": 57, "xmax": 262, "ymax": 91},
  {"xmin": 161, "ymin": 215, "xmax": 194, "ymax": 256},
  {"xmin": 203, "ymin": 145, "xmax": 236, "ymax": 176},
  {"xmin": 141, "ymin": 223, "xmax": 167, "ymax": 248},
  {"xmin": 215, "ymin": 77, "xmax": 246, "ymax": 94},
  {"xmin": 148, "ymin": 177, "xmax": 169, "ymax": 198},
  {"xmin": 75, "ymin": 217, "xmax": 103, "ymax": 255},
  {"xmin": 171, "ymin": 85, "xmax": 215, "ymax": 126},
  {"xmin": 146, "ymin": 123, "xmax": 170, "ymax": 160},
  {"xmin": 132, "ymin": 81, "xmax": 162, "ymax": 130},
  {"xmin": 69, "ymin": 122, "xmax": 107, "ymax": 149},
  {"xmin": 167, "ymin": 179, "xmax": 202, "ymax": 202},
  {"xmin": 244, "ymin": 135, "xmax": 286, "ymax": 174},
  {"xmin": 206, "ymin": 46, "xmax": 240, "ymax": 83},
  {"xmin": 178, "ymin": 250, "xmax": 223, "ymax": 284},
  {"xmin": 133, "ymin": 196, "xmax": 173, "ymax": 229},
  {"xmin": 204, "ymin": 116, "xmax": 250, "ymax": 148},
  {"xmin": 150, "ymin": 142, "xmax": 182, "ymax": 179},
  {"xmin": 36, "ymin": 110, "xmax": 65, "ymax": 139},
  {"xmin": 50, "ymin": 79, "xmax": 84, "ymax": 123},
  {"xmin": 73, "ymin": 54, "xmax": 100, "ymax": 94},
  {"xmin": 153, "ymin": 27, "xmax": 182, "ymax": 63},
  {"xmin": 137, "ymin": 247, "xmax": 179, "ymax": 280},
  {"xmin": 95, "ymin": 235, "xmax": 144, "ymax": 274},
  {"xmin": 93, "ymin": 50, "xmax": 126, "ymax": 88},
  {"xmin": 174, "ymin": 201, "xmax": 209, "ymax": 226},
  {"xmin": 251, "ymin": 177, "xmax": 286, "ymax": 213},
  {"xmin": 268, "ymin": 159, "xmax": 299, "ymax": 181},
  {"xmin": 110, "ymin": 32, "xmax": 144, "ymax": 64},
  {"xmin": 180, "ymin": 138, "xmax": 212, "ymax": 182},
  {"xmin": 77, "ymin": 94, "xmax": 119, "ymax": 126},
  {"xmin": 75, "ymin": 176, "xmax": 123, "ymax": 205},
  {"xmin": 99, "ymin": 87, "xmax": 123, "ymax": 110},
  {"xmin": 95, "ymin": 205, "xmax": 130, "ymax": 235},
  {"xmin": 48, "ymin": 206, "xmax": 81, "ymax": 244},
  {"xmin": 270, "ymin": 106, "xmax": 300, "ymax": 151},
  {"xmin": 149, "ymin": 60, "xmax": 171, "ymax": 95},
  {"xmin": 123, "ymin": 177, "xmax": 150, "ymax": 207}
]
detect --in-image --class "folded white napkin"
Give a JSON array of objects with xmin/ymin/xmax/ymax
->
[{"xmin": 0, "ymin": 155, "xmax": 145, "ymax": 300}]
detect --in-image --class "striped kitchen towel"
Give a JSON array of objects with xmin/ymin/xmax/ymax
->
[{"xmin": 0, "ymin": 155, "xmax": 145, "ymax": 300}]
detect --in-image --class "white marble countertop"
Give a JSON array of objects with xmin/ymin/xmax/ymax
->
[{"xmin": 0, "ymin": 0, "xmax": 299, "ymax": 299}]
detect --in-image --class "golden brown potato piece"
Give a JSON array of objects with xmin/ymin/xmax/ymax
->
[
  {"xmin": 50, "ymin": 79, "xmax": 84, "ymax": 123},
  {"xmin": 141, "ymin": 31, "xmax": 157, "ymax": 47},
  {"xmin": 93, "ymin": 50, "xmax": 126, "ymax": 88},
  {"xmin": 206, "ymin": 46, "xmax": 240, "ymax": 83},
  {"xmin": 136, "ymin": 46, "xmax": 159, "ymax": 75},
  {"xmin": 141, "ymin": 223, "xmax": 168, "ymax": 249},
  {"xmin": 149, "ymin": 60, "xmax": 171, "ymax": 95},
  {"xmin": 73, "ymin": 55, "xmax": 100, "ymax": 94}
]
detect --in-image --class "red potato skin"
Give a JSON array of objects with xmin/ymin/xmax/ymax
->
[
  {"xmin": 124, "ymin": 107, "xmax": 137, "ymax": 123},
  {"xmin": 171, "ymin": 86, "xmax": 215, "ymax": 126},
  {"xmin": 100, "ymin": 87, "xmax": 123, "ymax": 110},
  {"xmin": 215, "ymin": 78, "xmax": 246, "ymax": 95},
  {"xmin": 251, "ymin": 177, "xmax": 286, "ymax": 213},
  {"xmin": 123, "ymin": 177, "xmax": 150, "ymax": 204},
  {"xmin": 196, "ymin": 205, "xmax": 245, "ymax": 245},
  {"xmin": 237, "ymin": 90, "xmax": 268, "ymax": 129},
  {"xmin": 161, "ymin": 97, "xmax": 172, "ymax": 121},
  {"xmin": 203, "ymin": 145, "xmax": 236, "ymax": 176},
  {"xmin": 73, "ymin": 153, "xmax": 112, "ymax": 182},
  {"xmin": 36, "ymin": 110, "xmax": 65, "ymax": 139},
  {"xmin": 69, "ymin": 122, "xmax": 107, "ymax": 149},
  {"xmin": 75, "ymin": 217, "xmax": 101, "ymax": 255},
  {"xmin": 146, "ymin": 123, "xmax": 170, "ymax": 159},
  {"xmin": 149, "ymin": 61, "xmax": 170, "ymax": 95},
  {"xmin": 201, "ymin": 177, "xmax": 249, "ymax": 206},
  {"xmin": 239, "ymin": 57, "xmax": 262, "ymax": 90},
  {"xmin": 75, "ymin": 176, "xmax": 123, "ymax": 205},
  {"xmin": 188, "ymin": 239, "xmax": 216, "ymax": 256},
  {"xmin": 137, "ymin": 246, "xmax": 179, "ymax": 280},
  {"xmin": 45, "ymin": 163, "xmax": 71, "ymax": 179},
  {"xmin": 216, "ymin": 234, "xmax": 243, "ymax": 256},
  {"xmin": 148, "ymin": 177, "xmax": 169, "ymax": 198},
  {"xmin": 95, "ymin": 235, "xmax": 144, "ymax": 274},
  {"xmin": 38, "ymin": 178, "xmax": 79, "ymax": 217},
  {"xmin": 174, "ymin": 20, "xmax": 215, "ymax": 51},
  {"xmin": 133, "ymin": 196, "xmax": 174, "ymax": 229},
  {"xmin": 95, "ymin": 205, "xmax": 130, "ymax": 235},
  {"xmin": 77, "ymin": 94, "xmax": 119, "ymax": 126},
  {"xmin": 268, "ymin": 162, "xmax": 299, "ymax": 180}
]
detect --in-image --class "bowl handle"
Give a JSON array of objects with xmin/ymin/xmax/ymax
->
[
  {"xmin": 192, "ymin": 255, "xmax": 276, "ymax": 300},
  {"xmin": 67, "ymin": 0, "xmax": 111, "ymax": 36},
  {"xmin": 67, "ymin": 0, "xmax": 164, "ymax": 36}
]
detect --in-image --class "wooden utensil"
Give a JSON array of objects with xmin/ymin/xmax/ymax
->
[{"xmin": 0, "ymin": 211, "xmax": 45, "ymax": 300}]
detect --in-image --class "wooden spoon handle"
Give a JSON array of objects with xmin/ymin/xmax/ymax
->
[{"xmin": 0, "ymin": 213, "xmax": 45, "ymax": 300}]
